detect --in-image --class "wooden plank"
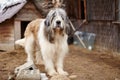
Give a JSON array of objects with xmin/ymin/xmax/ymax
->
[{"xmin": 112, "ymin": 21, "xmax": 120, "ymax": 24}]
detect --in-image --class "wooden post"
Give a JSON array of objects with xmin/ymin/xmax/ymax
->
[
  {"xmin": 84, "ymin": 0, "xmax": 87, "ymax": 20},
  {"xmin": 69, "ymin": 20, "xmax": 87, "ymax": 48},
  {"xmin": 78, "ymin": 0, "xmax": 81, "ymax": 19},
  {"xmin": 118, "ymin": 0, "xmax": 120, "ymax": 20},
  {"xmin": 14, "ymin": 20, "xmax": 21, "ymax": 49}
]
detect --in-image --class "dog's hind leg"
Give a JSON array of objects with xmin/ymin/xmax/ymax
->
[
  {"xmin": 35, "ymin": 50, "xmax": 44, "ymax": 65},
  {"xmin": 25, "ymin": 34, "xmax": 35, "ymax": 62}
]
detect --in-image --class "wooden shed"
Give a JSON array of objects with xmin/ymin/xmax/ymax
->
[
  {"xmin": 0, "ymin": 0, "xmax": 120, "ymax": 54},
  {"xmin": 0, "ymin": 0, "xmax": 41, "ymax": 51}
]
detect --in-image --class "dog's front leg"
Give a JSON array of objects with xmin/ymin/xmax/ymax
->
[
  {"xmin": 45, "ymin": 58, "xmax": 57, "ymax": 76},
  {"xmin": 41, "ymin": 50, "xmax": 58, "ymax": 76},
  {"xmin": 56, "ymin": 47, "xmax": 69, "ymax": 76}
]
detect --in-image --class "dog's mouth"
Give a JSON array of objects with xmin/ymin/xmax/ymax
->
[
  {"xmin": 53, "ymin": 27, "xmax": 64, "ymax": 34},
  {"xmin": 53, "ymin": 26, "xmax": 63, "ymax": 30}
]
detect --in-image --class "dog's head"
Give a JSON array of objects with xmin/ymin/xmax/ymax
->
[{"xmin": 44, "ymin": 8, "xmax": 70, "ymax": 43}]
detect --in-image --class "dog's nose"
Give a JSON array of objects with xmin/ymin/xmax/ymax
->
[{"xmin": 56, "ymin": 20, "xmax": 61, "ymax": 25}]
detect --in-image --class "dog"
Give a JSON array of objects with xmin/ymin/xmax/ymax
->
[{"xmin": 15, "ymin": 8, "xmax": 70, "ymax": 76}]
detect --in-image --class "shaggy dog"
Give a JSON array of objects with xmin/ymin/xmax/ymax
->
[{"xmin": 15, "ymin": 8, "xmax": 70, "ymax": 76}]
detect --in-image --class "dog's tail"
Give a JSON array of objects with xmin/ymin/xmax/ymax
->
[{"xmin": 15, "ymin": 38, "xmax": 25, "ymax": 47}]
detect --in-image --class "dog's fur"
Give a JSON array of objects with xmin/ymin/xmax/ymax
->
[{"xmin": 15, "ymin": 8, "xmax": 70, "ymax": 76}]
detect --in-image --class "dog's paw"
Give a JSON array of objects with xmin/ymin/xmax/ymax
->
[
  {"xmin": 48, "ymin": 71, "xmax": 58, "ymax": 76},
  {"xmin": 58, "ymin": 70, "xmax": 69, "ymax": 76}
]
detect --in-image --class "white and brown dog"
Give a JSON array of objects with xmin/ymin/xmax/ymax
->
[{"xmin": 15, "ymin": 8, "xmax": 70, "ymax": 76}]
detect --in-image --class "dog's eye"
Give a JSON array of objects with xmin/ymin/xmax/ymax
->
[
  {"xmin": 61, "ymin": 16, "xmax": 64, "ymax": 20},
  {"xmin": 60, "ymin": 13, "xmax": 65, "ymax": 20},
  {"xmin": 61, "ymin": 16, "xmax": 65, "ymax": 20}
]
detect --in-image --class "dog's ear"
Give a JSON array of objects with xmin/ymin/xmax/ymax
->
[
  {"xmin": 44, "ymin": 10, "xmax": 55, "ymax": 27},
  {"xmin": 65, "ymin": 24, "xmax": 71, "ymax": 36},
  {"xmin": 44, "ymin": 26, "xmax": 55, "ymax": 43},
  {"xmin": 65, "ymin": 17, "xmax": 72, "ymax": 36},
  {"xmin": 44, "ymin": 18, "xmax": 50, "ymax": 27},
  {"xmin": 44, "ymin": 16, "xmax": 54, "ymax": 43}
]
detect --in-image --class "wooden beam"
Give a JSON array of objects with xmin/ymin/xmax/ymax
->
[
  {"xmin": 112, "ymin": 21, "xmax": 120, "ymax": 24},
  {"xmin": 78, "ymin": 0, "xmax": 81, "ymax": 19},
  {"xmin": 84, "ymin": 0, "xmax": 87, "ymax": 20}
]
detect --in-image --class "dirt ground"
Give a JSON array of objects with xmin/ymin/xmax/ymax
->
[{"xmin": 0, "ymin": 45, "xmax": 120, "ymax": 80}]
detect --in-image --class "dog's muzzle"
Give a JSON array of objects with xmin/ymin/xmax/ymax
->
[
  {"xmin": 56, "ymin": 20, "xmax": 61, "ymax": 27},
  {"xmin": 54, "ymin": 20, "xmax": 63, "ymax": 29},
  {"xmin": 53, "ymin": 20, "xmax": 64, "ymax": 34}
]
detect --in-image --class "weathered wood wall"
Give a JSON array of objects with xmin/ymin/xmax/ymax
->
[
  {"xmin": 80, "ymin": 22, "xmax": 120, "ymax": 53},
  {"xmin": 65, "ymin": 0, "xmax": 82, "ymax": 19},
  {"xmin": 15, "ymin": 1, "xmax": 41, "ymax": 21},
  {"xmin": 86, "ymin": 0, "xmax": 115, "ymax": 21},
  {"xmin": 66, "ymin": 0, "xmax": 120, "ymax": 53},
  {"xmin": 0, "ymin": 18, "xmax": 14, "ymax": 51}
]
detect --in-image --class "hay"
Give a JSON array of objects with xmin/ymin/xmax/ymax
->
[{"xmin": 50, "ymin": 75, "xmax": 70, "ymax": 80}]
